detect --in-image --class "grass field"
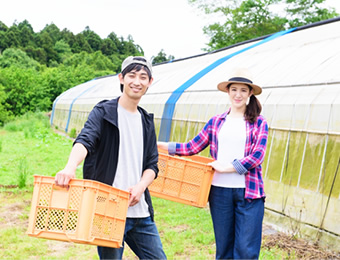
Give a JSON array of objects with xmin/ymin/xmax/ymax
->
[{"xmin": 1, "ymin": 112, "xmax": 337, "ymax": 259}]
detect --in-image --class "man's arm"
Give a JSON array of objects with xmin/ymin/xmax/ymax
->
[
  {"xmin": 128, "ymin": 169, "xmax": 155, "ymax": 206},
  {"xmin": 55, "ymin": 143, "xmax": 88, "ymax": 188}
]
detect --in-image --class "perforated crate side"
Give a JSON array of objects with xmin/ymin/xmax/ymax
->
[{"xmin": 27, "ymin": 176, "xmax": 129, "ymax": 248}]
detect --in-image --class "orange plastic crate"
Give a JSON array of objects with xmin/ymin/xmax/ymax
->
[
  {"xmin": 27, "ymin": 175, "xmax": 129, "ymax": 248},
  {"xmin": 149, "ymin": 150, "xmax": 214, "ymax": 207}
]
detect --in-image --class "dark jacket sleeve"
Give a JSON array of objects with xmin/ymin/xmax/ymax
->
[
  {"xmin": 143, "ymin": 113, "xmax": 159, "ymax": 179},
  {"xmin": 74, "ymin": 103, "xmax": 105, "ymax": 155}
]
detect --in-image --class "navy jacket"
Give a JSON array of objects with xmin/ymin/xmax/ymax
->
[{"xmin": 75, "ymin": 97, "xmax": 159, "ymax": 220}]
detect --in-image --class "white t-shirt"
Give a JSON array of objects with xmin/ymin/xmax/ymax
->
[
  {"xmin": 212, "ymin": 116, "xmax": 246, "ymax": 188},
  {"xmin": 113, "ymin": 104, "xmax": 149, "ymax": 218}
]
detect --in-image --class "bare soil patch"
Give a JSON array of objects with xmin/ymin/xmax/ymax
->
[{"xmin": 262, "ymin": 230, "xmax": 340, "ymax": 259}]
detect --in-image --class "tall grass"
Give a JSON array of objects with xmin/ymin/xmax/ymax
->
[{"xmin": 18, "ymin": 157, "xmax": 29, "ymax": 189}]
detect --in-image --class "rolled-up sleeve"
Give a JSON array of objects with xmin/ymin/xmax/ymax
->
[
  {"xmin": 168, "ymin": 142, "xmax": 177, "ymax": 155},
  {"xmin": 233, "ymin": 118, "xmax": 268, "ymax": 174}
]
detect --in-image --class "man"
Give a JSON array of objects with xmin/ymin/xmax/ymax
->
[{"xmin": 55, "ymin": 56, "xmax": 166, "ymax": 259}]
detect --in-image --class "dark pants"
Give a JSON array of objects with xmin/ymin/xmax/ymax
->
[
  {"xmin": 97, "ymin": 216, "xmax": 166, "ymax": 260},
  {"xmin": 208, "ymin": 186, "xmax": 264, "ymax": 259}
]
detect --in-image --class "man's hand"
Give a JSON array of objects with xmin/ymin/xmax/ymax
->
[
  {"xmin": 128, "ymin": 169, "xmax": 155, "ymax": 207},
  {"xmin": 54, "ymin": 143, "xmax": 88, "ymax": 188},
  {"xmin": 128, "ymin": 182, "xmax": 147, "ymax": 206},
  {"xmin": 55, "ymin": 169, "xmax": 75, "ymax": 188}
]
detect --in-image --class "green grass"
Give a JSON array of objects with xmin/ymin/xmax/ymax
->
[
  {"xmin": 0, "ymin": 112, "xmax": 82, "ymax": 187},
  {"xmin": 153, "ymin": 198, "xmax": 215, "ymax": 258},
  {"xmin": 0, "ymin": 112, "xmax": 293, "ymax": 259}
]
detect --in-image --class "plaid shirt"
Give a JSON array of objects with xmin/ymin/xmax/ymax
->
[{"xmin": 169, "ymin": 110, "xmax": 268, "ymax": 199}]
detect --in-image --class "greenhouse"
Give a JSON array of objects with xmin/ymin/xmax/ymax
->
[{"xmin": 51, "ymin": 17, "xmax": 340, "ymax": 249}]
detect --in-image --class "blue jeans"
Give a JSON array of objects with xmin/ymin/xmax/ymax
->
[
  {"xmin": 208, "ymin": 186, "xmax": 264, "ymax": 259},
  {"xmin": 97, "ymin": 216, "xmax": 166, "ymax": 259}
]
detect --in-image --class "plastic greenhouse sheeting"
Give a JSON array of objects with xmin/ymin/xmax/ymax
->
[{"xmin": 51, "ymin": 18, "xmax": 340, "ymax": 249}]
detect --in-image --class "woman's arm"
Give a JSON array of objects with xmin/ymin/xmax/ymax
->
[
  {"xmin": 232, "ymin": 117, "xmax": 268, "ymax": 174},
  {"xmin": 165, "ymin": 117, "xmax": 215, "ymax": 156}
]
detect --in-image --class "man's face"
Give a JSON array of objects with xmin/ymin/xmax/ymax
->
[{"xmin": 119, "ymin": 68, "xmax": 153, "ymax": 100}]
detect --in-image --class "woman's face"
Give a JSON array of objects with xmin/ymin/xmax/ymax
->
[{"xmin": 227, "ymin": 83, "xmax": 253, "ymax": 109}]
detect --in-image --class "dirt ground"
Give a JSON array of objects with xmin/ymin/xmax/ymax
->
[
  {"xmin": 1, "ymin": 189, "xmax": 339, "ymax": 259},
  {"xmin": 261, "ymin": 225, "xmax": 340, "ymax": 259}
]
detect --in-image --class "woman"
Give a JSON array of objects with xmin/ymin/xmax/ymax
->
[{"xmin": 158, "ymin": 68, "xmax": 268, "ymax": 259}]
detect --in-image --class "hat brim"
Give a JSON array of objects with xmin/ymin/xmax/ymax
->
[{"xmin": 217, "ymin": 81, "xmax": 262, "ymax": 95}]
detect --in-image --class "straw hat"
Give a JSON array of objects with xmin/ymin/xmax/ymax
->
[{"xmin": 217, "ymin": 68, "xmax": 262, "ymax": 95}]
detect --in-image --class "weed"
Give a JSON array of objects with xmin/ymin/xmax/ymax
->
[
  {"xmin": 0, "ymin": 138, "xmax": 2, "ymax": 152},
  {"xmin": 18, "ymin": 157, "xmax": 30, "ymax": 189},
  {"xmin": 4, "ymin": 121, "xmax": 19, "ymax": 132},
  {"xmin": 69, "ymin": 128, "xmax": 77, "ymax": 139}
]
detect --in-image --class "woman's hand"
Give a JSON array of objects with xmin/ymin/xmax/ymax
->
[
  {"xmin": 157, "ymin": 141, "xmax": 168, "ymax": 151},
  {"xmin": 208, "ymin": 161, "xmax": 236, "ymax": 173}
]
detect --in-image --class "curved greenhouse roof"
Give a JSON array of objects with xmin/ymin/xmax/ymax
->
[
  {"xmin": 51, "ymin": 17, "xmax": 340, "ymax": 249},
  {"xmin": 52, "ymin": 18, "xmax": 340, "ymax": 137}
]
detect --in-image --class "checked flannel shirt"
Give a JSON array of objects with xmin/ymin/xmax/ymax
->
[{"xmin": 168, "ymin": 110, "xmax": 268, "ymax": 199}]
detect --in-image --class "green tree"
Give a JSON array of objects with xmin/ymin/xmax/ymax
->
[
  {"xmin": 0, "ymin": 67, "xmax": 39, "ymax": 116},
  {"xmin": 107, "ymin": 32, "xmax": 120, "ymax": 53},
  {"xmin": 152, "ymin": 49, "xmax": 175, "ymax": 64},
  {"xmin": 0, "ymin": 21, "xmax": 9, "ymax": 52},
  {"xmin": 0, "ymin": 31, "xmax": 7, "ymax": 52},
  {"xmin": 5, "ymin": 25, "xmax": 20, "ymax": 48},
  {"xmin": 0, "ymin": 18, "xmax": 160, "ymax": 123},
  {"xmin": 188, "ymin": 0, "xmax": 339, "ymax": 50},
  {"xmin": 24, "ymin": 46, "xmax": 47, "ymax": 65},
  {"xmin": 60, "ymin": 28, "xmax": 77, "ymax": 52},
  {"xmin": 54, "ymin": 39, "xmax": 72, "ymax": 62},
  {"xmin": 121, "ymin": 35, "xmax": 144, "ymax": 56},
  {"xmin": 0, "ymin": 21, "xmax": 8, "ymax": 32},
  {"xmin": 0, "ymin": 83, "xmax": 10, "ymax": 125},
  {"xmin": 17, "ymin": 20, "xmax": 35, "ymax": 47},
  {"xmin": 83, "ymin": 26, "xmax": 102, "ymax": 52},
  {"xmin": 41, "ymin": 23, "xmax": 62, "ymax": 44},
  {"xmin": 62, "ymin": 51, "xmax": 116, "ymax": 72},
  {"xmin": 0, "ymin": 48, "xmax": 41, "ymax": 70},
  {"xmin": 100, "ymin": 38, "xmax": 116, "ymax": 56},
  {"xmin": 72, "ymin": 33, "xmax": 93, "ymax": 53},
  {"xmin": 34, "ymin": 32, "xmax": 58, "ymax": 65},
  {"xmin": 109, "ymin": 54, "xmax": 124, "ymax": 72},
  {"xmin": 285, "ymin": 0, "xmax": 338, "ymax": 27}
]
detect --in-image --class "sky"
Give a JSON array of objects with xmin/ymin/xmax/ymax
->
[{"xmin": 1, "ymin": 0, "xmax": 340, "ymax": 61}]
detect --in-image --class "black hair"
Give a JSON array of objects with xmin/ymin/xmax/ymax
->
[
  {"xmin": 227, "ymin": 84, "xmax": 262, "ymax": 123},
  {"xmin": 245, "ymin": 94, "xmax": 262, "ymax": 123},
  {"xmin": 120, "ymin": 57, "xmax": 152, "ymax": 92}
]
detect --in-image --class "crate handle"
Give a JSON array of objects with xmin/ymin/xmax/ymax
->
[{"xmin": 53, "ymin": 184, "xmax": 69, "ymax": 191}]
